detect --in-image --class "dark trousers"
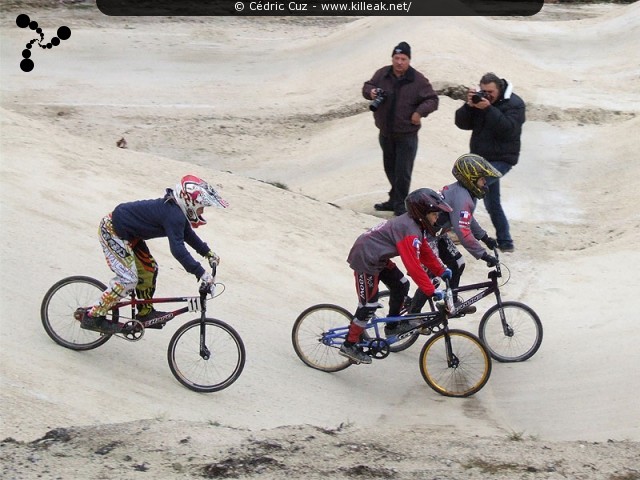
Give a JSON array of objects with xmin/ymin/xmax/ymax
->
[
  {"xmin": 483, "ymin": 161, "xmax": 514, "ymax": 247},
  {"xmin": 378, "ymin": 132, "xmax": 418, "ymax": 213},
  {"xmin": 410, "ymin": 235, "xmax": 465, "ymax": 313}
]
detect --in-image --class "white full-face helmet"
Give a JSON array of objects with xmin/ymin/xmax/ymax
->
[{"xmin": 173, "ymin": 175, "xmax": 228, "ymax": 228}]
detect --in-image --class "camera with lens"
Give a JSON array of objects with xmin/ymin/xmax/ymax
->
[
  {"xmin": 471, "ymin": 90, "xmax": 487, "ymax": 104},
  {"xmin": 369, "ymin": 88, "xmax": 387, "ymax": 112}
]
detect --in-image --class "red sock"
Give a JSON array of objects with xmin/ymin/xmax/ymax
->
[{"xmin": 347, "ymin": 323, "xmax": 364, "ymax": 344}]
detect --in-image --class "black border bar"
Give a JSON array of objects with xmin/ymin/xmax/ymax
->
[{"xmin": 96, "ymin": 1, "xmax": 543, "ymax": 17}]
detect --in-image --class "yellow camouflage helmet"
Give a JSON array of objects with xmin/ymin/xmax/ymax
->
[{"xmin": 452, "ymin": 153, "xmax": 501, "ymax": 198}]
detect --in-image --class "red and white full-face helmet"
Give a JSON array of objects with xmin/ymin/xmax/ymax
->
[{"xmin": 173, "ymin": 175, "xmax": 228, "ymax": 228}]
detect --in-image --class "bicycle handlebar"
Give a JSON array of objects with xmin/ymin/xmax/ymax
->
[
  {"xmin": 199, "ymin": 263, "xmax": 218, "ymax": 296},
  {"xmin": 491, "ymin": 248, "xmax": 502, "ymax": 277}
]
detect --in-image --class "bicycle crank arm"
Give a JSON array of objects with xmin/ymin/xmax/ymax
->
[{"xmin": 114, "ymin": 320, "xmax": 145, "ymax": 342}]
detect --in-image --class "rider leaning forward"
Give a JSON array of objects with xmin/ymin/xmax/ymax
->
[
  {"xmin": 340, "ymin": 188, "xmax": 453, "ymax": 364},
  {"xmin": 80, "ymin": 175, "xmax": 227, "ymax": 334}
]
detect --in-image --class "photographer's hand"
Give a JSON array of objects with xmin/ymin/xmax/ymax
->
[
  {"xmin": 465, "ymin": 88, "xmax": 476, "ymax": 105},
  {"xmin": 370, "ymin": 88, "xmax": 379, "ymax": 99},
  {"xmin": 466, "ymin": 88, "xmax": 490, "ymax": 109},
  {"xmin": 411, "ymin": 112, "xmax": 421, "ymax": 125},
  {"xmin": 474, "ymin": 98, "xmax": 491, "ymax": 109}
]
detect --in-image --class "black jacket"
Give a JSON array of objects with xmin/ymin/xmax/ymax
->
[{"xmin": 454, "ymin": 80, "xmax": 525, "ymax": 165}]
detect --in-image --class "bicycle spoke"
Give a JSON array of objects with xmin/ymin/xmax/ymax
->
[
  {"xmin": 479, "ymin": 302, "xmax": 543, "ymax": 362},
  {"xmin": 169, "ymin": 319, "xmax": 245, "ymax": 392},
  {"xmin": 292, "ymin": 304, "xmax": 352, "ymax": 372},
  {"xmin": 420, "ymin": 330, "xmax": 491, "ymax": 397},
  {"xmin": 41, "ymin": 276, "xmax": 115, "ymax": 350}
]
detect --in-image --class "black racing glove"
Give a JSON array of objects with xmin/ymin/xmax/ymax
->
[
  {"xmin": 481, "ymin": 252, "xmax": 499, "ymax": 267},
  {"xmin": 480, "ymin": 234, "xmax": 498, "ymax": 250}
]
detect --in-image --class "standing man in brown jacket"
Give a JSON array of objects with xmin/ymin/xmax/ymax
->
[{"xmin": 363, "ymin": 41, "xmax": 439, "ymax": 216}]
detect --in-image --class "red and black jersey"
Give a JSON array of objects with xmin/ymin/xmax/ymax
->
[{"xmin": 347, "ymin": 214, "xmax": 445, "ymax": 297}]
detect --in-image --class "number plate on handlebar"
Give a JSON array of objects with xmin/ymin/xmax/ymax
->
[{"xmin": 187, "ymin": 297, "xmax": 202, "ymax": 312}]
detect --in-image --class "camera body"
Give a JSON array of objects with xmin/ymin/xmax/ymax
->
[
  {"xmin": 471, "ymin": 90, "xmax": 487, "ymax": 104},
  {"xmin": 369, "ymin": 88, "xmax": 387, "ymax": 112}
]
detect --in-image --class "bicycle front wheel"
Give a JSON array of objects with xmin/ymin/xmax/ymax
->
[
  {"xmin": 40, "ymin": 276, "xmax": 117, "ymax": 350},
  {"xmin": 291, "ymin": 304, "xmax": 352, "ymax": 372},
  {"xmin": 479, "ymin": 301, "xmax": 543, "ymax": 362},
  {"xmin": 419, "ymin": 329, "xmax": 492, "ymax": 397},
  {"xmin": 168, "ymin": 318, "xmax": 245, "ymax": 393}
]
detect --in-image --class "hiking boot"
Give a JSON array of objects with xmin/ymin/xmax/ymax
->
[
  {"xmin": 80, "ymin": 310, "xmax": 118, "ymax": 334},
  {"xmin": 498, "ymin": 244, "xmax": 515, "ymax": 253},
  {"xmin": 339, "ymin": 342, "xmax": 372, "ymax": 364},
  {"xmin": 374, "ymin": 201, "xmax": 394, "ymax": 212},
  {"xmin": 136, "ymin": 310, "xmax": 171, "ymax": 329}
]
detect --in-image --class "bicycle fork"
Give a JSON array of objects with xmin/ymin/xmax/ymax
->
[
  {"xmin": 199, "ymin": 322, "xmax": 211, "ymax": 360},
  {"xmin": 198, "ymin": 289, "xmax": 211, "ymax": 360},
  {"xmin": 444, "ymin": 332, "xmax": 460, "ymax": 369},
  {"xmin": 494, "ymin": 290, "xmax": 515, "ymax": 337}
]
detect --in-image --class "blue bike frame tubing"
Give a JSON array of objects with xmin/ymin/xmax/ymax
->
[{"xmin": 323, "ymin": 308, "xmax": 443, "ymax": 347}]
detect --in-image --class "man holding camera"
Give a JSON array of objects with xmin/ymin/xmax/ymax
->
[
  {"xmin": 363, "ymin": 41, "xmax": 439, "ymax": 216},
  {"xmin": 454, "ymin": 72, "xmax": 525, "ymax": 252}
]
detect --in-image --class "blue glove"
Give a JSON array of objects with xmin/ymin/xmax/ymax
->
[
  {"xmin": 440, "ymin": 268, "xmax": 452, "ymax": 281},
  {"xmin": 432, "ymin": 290, "xmax": 445, "ymax": 302}
]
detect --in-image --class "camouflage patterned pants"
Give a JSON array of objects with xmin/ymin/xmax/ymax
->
[{"xmin": 90, "ymin": 215, "xmax": 158, "ymax": 317}]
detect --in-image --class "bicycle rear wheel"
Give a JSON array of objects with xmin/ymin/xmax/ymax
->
[
  {"xmin": 377, "ymin": 290, "xmax": 420, "ymax": 352},
  {"xmin": 168, "ymin": 318, "xmax": 245, "ymax": 393},
  {"xmin": 291, "ymin": 304, "xmax": 352, "ymax": 372},
  {"xmin": 41, "ymin": 276, "xmax": 117, "ymax": 350},
  {"xmin": 478, "ymin": 301, "xmax": 543, "ymax": 362},
  {"xmin": 419, "ymin": 329, "xmax": 492, "ymax": 397}
]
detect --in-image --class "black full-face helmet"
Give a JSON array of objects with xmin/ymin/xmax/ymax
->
[{"xmin": 405, "ymin": 188, "xmax": 452, "ymax": 233}]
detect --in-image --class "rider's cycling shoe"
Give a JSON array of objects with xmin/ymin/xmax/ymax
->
[
  {"xmin": 385, "ymin": 319, "xmax": 421, "ymax": 337},
  {"xmin": 80, "ymin": 311, "xmax": 119, "ymax": 334},
  {"xmin": 454, "ymin": 305, "xmax": 477, "ymax": 315},
  {"xmin": 136, "ymin": 310, "xmax": 171, "ymax": 329},
  {"xmin": 339, "ymin": 341, "xmax": 372, "ymax": 364},
  {"xmin": 383, "ymin": 323, "xmax": 397, "ymax": 337}
]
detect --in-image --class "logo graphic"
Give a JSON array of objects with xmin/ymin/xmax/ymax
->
[
  {"xmin": 459, "ymin": 210, "xmax": 472, "ymax": 228},
  {"xmin": 16, "ymin": 14, "xmax": 71, "ymax": 72}
]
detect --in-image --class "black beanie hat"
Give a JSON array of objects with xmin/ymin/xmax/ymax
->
[{"xmin": 392, "ymin": 41, "xmax": 411, "ymax": 58}]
